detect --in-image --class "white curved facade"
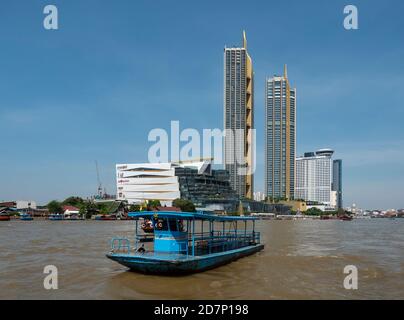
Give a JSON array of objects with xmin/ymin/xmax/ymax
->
[
  {"xmin": 116, "ymin": 161, "xmax": 210, "ymax": 205},
  {"xmin": 116, "ymin": 163, "xmax": 180, "ymax": 205}
]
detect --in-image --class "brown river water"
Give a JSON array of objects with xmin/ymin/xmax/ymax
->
[{"xmin": 0, "ymin": 219, "xmax": 403, "ymax": 299}]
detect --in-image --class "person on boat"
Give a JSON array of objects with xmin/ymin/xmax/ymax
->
[
  {"xmin": 137, "ymin": 244, "xmax": 146, "ymax": 254},
  {"xmin": 178, "ymin": 219, "xmax": 184, "ymax": 232}
]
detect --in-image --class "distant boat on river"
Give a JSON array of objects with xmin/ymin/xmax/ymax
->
[
  {"xmin": 20, "ymin": 213, "xmax": 33, "ymax": 221},
  {"xmin": 0, "ymin": 214, "xmax": 10, "ymax": 221},
  {"xmin": 94, "ymin": 214, "xmax": 117, "ymax": 221},
  {"xmin": 48, "ymin": 214, "xmax": 64, "ymax": 221}
]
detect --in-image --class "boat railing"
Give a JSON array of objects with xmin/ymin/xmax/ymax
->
[
  {"xmin": 189, "ymin": 231, "xmax": 222, "ymax": 240},
  {"xmin": 190, "ymin": 231, "xmax": 260, "ymax": 242},
  {"xmin": 109, "ymin": 231, "xmax": 260, "ymax": 257},
  {"xmin": 188, "ymin": 231, "xmax": 260, "ymax": 255},
  {"xmin": 110, "ymin": 237, "xmax": 131, "ymax": 254}
]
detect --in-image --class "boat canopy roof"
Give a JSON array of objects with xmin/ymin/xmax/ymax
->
[{"xmin": 128, "ymin": 211, "xmax": 258, "ymax": 221}]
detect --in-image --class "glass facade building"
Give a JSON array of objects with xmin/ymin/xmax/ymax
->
[
  {"xmin": 265, "ymin": 66, "xmax": 296, "ymax": 200},
  {"xmin": 175, "ymin": 166, "xmax": 289, "ymax": 214},
  {"xmin": 175, "ymin": 167, "xmax": 239, "ymax": 207},
  {"xmin": 332, "ymin": 159, "xmax": 343, "ymax": 209}
]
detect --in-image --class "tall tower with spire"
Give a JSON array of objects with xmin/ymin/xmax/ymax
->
[
  {"xmin": 265, "ymin": 65, "xmax": 296, "ymax": 200},
  {"xmin": 224, "ymin": 31, "xmax": 254, "ymax": 199}
]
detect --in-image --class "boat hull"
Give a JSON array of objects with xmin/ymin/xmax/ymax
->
[{"xmin": 106, "ymin": 244, "xmax": 264, "ymax": 275}]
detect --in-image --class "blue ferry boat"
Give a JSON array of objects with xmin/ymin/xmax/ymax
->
[
  {"xmin": 106, "ymin": 211, "xmax": 264, "ymax": 275},
  {"xmin": 20, "ymin": 213, "xmax": 33, "ymax": 221},
  {"xmin": 48, "ymin": 214, "xmax": 64, "ymax": 221}
]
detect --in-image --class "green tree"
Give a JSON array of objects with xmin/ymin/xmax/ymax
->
[
  {"xmin": 270, "ymin": 197, "xmax": 288, "ymax": 203},
  {"xmin": 172, "ymin": 198, "xmax": 196, "ymax": 212},
  {"xmin": 100, "ymin": 207, "xmax": 109, "ymax": 215},
  {"xmin": 79, "ymin": 201, "xmax": 98, "ymax": 219},
  {"xmin": 62, "ymin": 196, "xmax": 84, "ymax": 207},
  {"xmin": 47, "ymin": 200, "xmax": 63, "ymax": 214},
  {"xmin": 96, "ymin": 203, "xmax": 110, "ymax": 215},
  {"xmin": 128, "ymin": 204, "xmax": 141, "ymax": 212},
  {"xmin": 305, "ymin": 207, "xmax": 324, "ymax": 216},
  {"xmin": 147, "ymin": 200, "xmax": 161, "ymax": 209}
]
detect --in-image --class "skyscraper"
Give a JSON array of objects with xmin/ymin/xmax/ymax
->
[
  {"xmin": 295, "ymin": 149, "xmax": 334, "ymax": 207},
  {"xmin": 332, "ymin": 159, "xmax": 343, "ymax": 208},
  {"xmin": 265, "ymin": 66, "xmax": 296, "ymax": 200},
  {"xmin": 224, "ymin": 31, "xmax": 254, "ymax": 199}
]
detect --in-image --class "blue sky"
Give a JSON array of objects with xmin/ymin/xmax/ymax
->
[{"xmin": 0, "ymin": 0, "xmax": 403, "ymax": 209}]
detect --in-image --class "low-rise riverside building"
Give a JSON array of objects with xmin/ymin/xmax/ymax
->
[
  {"xmin": 63, "ymin": 205, "xmax": 80, "ymax": 217},
  {"xmin": 0, "ymin": 200, "xmax": 37, "ymax": 210},
  {"xmin": 116, "ymin": 160, "xmax": 290, "ymax": 214}
]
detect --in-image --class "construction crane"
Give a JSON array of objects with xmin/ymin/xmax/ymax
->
[{"xmin": 95, "ymin": 160, "xmax": 103, "ymax": 199}]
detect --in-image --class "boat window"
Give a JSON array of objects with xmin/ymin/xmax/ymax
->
[
  {"xmin": 168, "ymin": 219, "xmax": 185, "ymax": 232},
  {"xmin": 168, "ymin": 218, "xmax": 178, "ymax": 231},
  {"xmin": 153, "ymin": 218, "xmax": 186, "ymax": 232}
]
